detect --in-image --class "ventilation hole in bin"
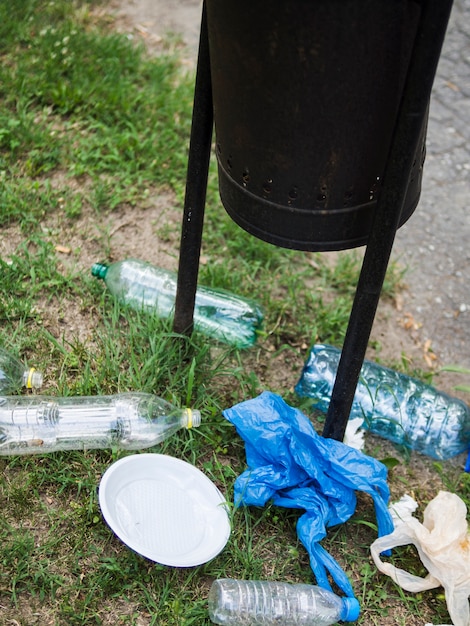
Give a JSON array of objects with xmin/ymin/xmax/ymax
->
[
  {"xmin": 263, "ymin": 178, "xmax": 273, "ymax": 194},
  {"xmin": 242, "ymin": 169, "xmax": 250, "ymax": 187},
  {"xmin": 288, "ymin": 186, "xmax": 298, "ymax": 204}
]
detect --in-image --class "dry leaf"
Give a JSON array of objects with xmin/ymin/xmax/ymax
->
[
  {"xmin": 401, "ymin": 312, "xmax": 422, "ymax": 331},
  {"xmin": 55, "ymin": 244, "xmax": 71, "ymax": 254},
  {"xmin": 394, "ymin": 293, "xmax": 404, "ymax": 311},
  {"xmin": 446, "ymin": 80, "xmax": 460, "ymax": 92},
  {"xmin": 423, "ymin": 353, "xmax": 434, "ymax": 368}
]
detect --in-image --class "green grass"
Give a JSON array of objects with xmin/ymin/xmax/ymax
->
[{"xmin": 0, "ymin": 1, "xmax": 467, "ymax": 625}]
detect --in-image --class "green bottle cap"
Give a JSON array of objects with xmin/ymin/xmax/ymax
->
[{"xmin": 91, "ymin": 263, "xmax": 109, "ymax": 279}]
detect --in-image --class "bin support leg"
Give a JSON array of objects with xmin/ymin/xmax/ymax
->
[
  {"xmin": 173, "ymin": 1, "xmax": 213, "ymax": 335},
  {"xmin": 322, "ymin": 0, "xmax": 454, "ymax": 441}
]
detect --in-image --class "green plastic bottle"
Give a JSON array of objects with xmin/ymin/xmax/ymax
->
[{"xmin": 92, "ymin": 259, "xmax": 263, "ymax": 349}]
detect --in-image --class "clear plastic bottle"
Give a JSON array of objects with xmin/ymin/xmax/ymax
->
[
  {"xmin": 91, "ymin": 259, "xmax": 263, "ymax": 349},
  {"xmin": 295, "ymin": 343, "xmax": 470, "ymax": 460},
  {"xmin": 0, "ymin": 392, "xmax": 200, "ymax": 455},
  {"xmin": 208, "ymin": 579, "xmax": 360, "ymax": 626},
  {"xmin": 0, "ymin": 347, "xmax": 43, "ymax": 394}
]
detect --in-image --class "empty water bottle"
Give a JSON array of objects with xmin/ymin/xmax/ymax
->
[
  {"xmin": 208, "ymin": 579, "xmax": 360, "ymax": 626},
  {"xmin": 0, "ymin": 392, "xmax": 200, "ymax": 455},
  {"xmin": 0, "ymin": 347, "xmax": 43, "ymax": 394},
  {"xmin": 91, "ymin": 259, "xmax": 263, "ymax": 349},
  {"xmin": 295, "ymin": 344, "xmax": 470, "ymax": 460}
]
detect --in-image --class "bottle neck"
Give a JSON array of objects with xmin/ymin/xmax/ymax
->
[
  {"xmin": 91, "ymin": 263, "xmax": 109, "ymax": 280},
  {"xmin": 22, "ymin": 368, "xmax": 43, "ymax": 389},
  {"xmin": 183, "ymin": 408, "xmax": 201, "ymax": 429}
]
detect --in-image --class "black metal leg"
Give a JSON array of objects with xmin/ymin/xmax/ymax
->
[
  {"xmin": 173, "ymin": 0, "xmax": 213, "ymax": 335},
  {"xmin": 322, "ymin": 0, "xmax": 454, "ymax": 441}
]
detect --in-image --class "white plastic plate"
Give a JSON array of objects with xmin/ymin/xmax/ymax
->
[{"xmin": 98, "ymin": 453, "xmax": 231, "ymax": 567}]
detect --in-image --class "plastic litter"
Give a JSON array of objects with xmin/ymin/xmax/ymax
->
[
  {"xmin": 92, "ymin": 259, "xmax": 263, "ymax": 348},
  {"xmin": 388, "ymin": 493, "xmax": 419, "ymax": 526},
  {"xmin": 0, "ymin": 346, "xmax": 43, "ymax": 394},
  {"xmin": 370, "ymin": 491, "xmax": 470, "ymax": 626},
  {"xmin": 208, "ymin": 578, "xmax": 360, "ymax": 625},
  {"xmin": 343, "ymin": 417, "xmax": 366, "ymax": 451},
  {"xmin": 99, "ymin": 454, "xmax": 230, "ymax": 567},
  {"xmin": 464, "ymin": 450, "xmax": 470, "ymax": 473},
  {"xmin": 295, "ymin": 344, "xmax": 470, "ymax": 460},
  {"xmin": 223, "ymin": 391, "xmax": 394, "ymax": 600},
  {"xmin": 0, "ymin": 392, "xmax": 200, "ymax": 455}
]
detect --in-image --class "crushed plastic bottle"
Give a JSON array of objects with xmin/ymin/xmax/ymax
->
[
  {"xmin": 295, "ymin": 343, "xmax": 470, "ymax": 460},
  {"xmin": 92, "ymin": 259, "xmax": 263, "ymax": 349},
  {"xmin": 0, "ymin": 392, "xmax": 200, "ymax": 455},
  {"xmin": 208, "ymin": 579, "xmax": 360, "ymax": 626},
  {"xmin": 0, "ymin": 347, "xmax": 43, "ymax": 394}
]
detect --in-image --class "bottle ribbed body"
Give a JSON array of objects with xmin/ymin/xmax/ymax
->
[
  {"xmin": 92, "ymin": 259, "xmax": 263, "ymax": 348},
  {"xmin": 0, "ymin": 347, "xmax": 43, "ymax": 394},
  {"xmin": 295, "ymin": 344, "xmax": 470, "ymax": 460},
  {"xmin": 208, "ymin": 579, "xmax": 360, "ymax": 626},
  {"xmin": 0, "ymin": 392, "xmax": 200, "ymax": 455}
]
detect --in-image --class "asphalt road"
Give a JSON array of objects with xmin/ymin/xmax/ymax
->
[{"xmin": 393, "ymin": 0, "xmax": 470, "ymax": 367}]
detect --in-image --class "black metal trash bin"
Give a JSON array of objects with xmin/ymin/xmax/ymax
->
[
  {"xmin": 206, "ymin": 0, "xmax": 426, "ymax": 252},
  {"xmin": 174, "ymin": 0, "xmax": 453, "ymax": 442}
]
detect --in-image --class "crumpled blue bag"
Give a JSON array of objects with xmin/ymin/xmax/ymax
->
[{"xmin": 223, "ymin": 391, "xmax": 394, "ymax": 599}]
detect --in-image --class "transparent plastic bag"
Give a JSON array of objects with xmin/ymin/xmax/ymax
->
[{"xmin": 370, "ymin": 491, "xmax": 470, "ymax": 626}]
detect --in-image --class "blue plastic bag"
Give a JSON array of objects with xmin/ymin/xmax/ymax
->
[{"xmin": 223, "ymin": 391, "xmax": 394, "ymax": 599}]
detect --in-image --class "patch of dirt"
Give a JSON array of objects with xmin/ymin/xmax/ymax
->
[
  {"xmin": 1, "ymin": 182, "xmax": 182, "ymax": 346},
  {"xmin": 110, "ymin": 0, "xmax": 202, "ymax": 63}
]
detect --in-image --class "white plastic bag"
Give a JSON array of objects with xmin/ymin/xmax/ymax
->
[
  {"xmin": 343, "ymin": 417, "xmax": 366, "ymax": 450},
  {"xmin": 370, "ymin": 491, "xmax": 470, "ymax": 626}
]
